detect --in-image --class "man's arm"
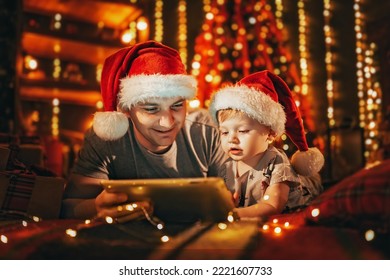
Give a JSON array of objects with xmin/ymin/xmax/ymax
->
[
  {"xmin": 61, "ymin": 174, "xmax": 149, "ymax": 221},
  {"xmin": 61, "ymin": 173, "xmax": 103, "ymax": 219}
]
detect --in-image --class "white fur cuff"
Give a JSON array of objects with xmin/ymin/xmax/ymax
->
[
  {"xmin": 291, "ymin": 147, "xmax": 325, "ymax": 176},
  {"xmin": 93, "ymin": 111, "xmax": 129, "ymax": 141},
  {"xmin": 118, "ymin": 74, "xmax": 197, "ymax": 109}
]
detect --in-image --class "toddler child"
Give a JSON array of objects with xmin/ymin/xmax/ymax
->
[{"xmin": 209, "ymin": 70, "xmax": 324, "ymax": 219}]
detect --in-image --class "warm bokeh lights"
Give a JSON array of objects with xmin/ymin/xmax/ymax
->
[{"xmin": 353, "ymin": 0, "xmax": 383, "ymax": 164}]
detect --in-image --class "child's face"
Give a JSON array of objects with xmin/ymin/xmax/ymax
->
[{"xmin": 218, "ymin": 113, "xmax": 271, "ymax": 164}]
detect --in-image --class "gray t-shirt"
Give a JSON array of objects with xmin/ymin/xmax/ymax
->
[{"xmin": 72, "ymin": 109, "xmax": 227, "ymax": 180}]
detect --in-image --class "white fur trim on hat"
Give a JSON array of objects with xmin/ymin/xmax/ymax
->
[
  {"xmin": 93, "ymin": 111, "xmax": 129, "ymax": 141},
  {"xmin": 291, "ymin": 147, "xmax": 325, "ymax": 176},
  {"xmin": 118, "ymin": 74, "xmax": 197, "ymax": 110},
  {"xmin": 209, "ymin": 85, "xmax": 286, "ymax": 135}
]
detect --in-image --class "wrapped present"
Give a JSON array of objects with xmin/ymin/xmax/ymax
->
[
  {"xmin": 0, "ymin": 170, "xmax": 65, "ymax": 219},
  {"xmin": 0, "ymin": 146, "xmax": 10, "ymax": 171}
]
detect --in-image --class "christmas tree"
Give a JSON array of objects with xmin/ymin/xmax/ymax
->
[{"xmin": 190, "ymin": 0, "xmax": 314, "ymax": 134}]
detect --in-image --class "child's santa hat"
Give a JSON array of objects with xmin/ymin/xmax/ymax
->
[
  {"xmin": 209, "ymin": 70, "xmax": 324, "ymax": 176},
  {"xmin": 93, "ymin": 40, "xmax": 197, "ymax": 141}
]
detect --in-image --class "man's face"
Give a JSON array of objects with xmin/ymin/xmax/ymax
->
[
  {"xmin": 129, "ymin": 97, "xmax": 187, "ymax": 153},
  {"xmin": 218, "ymin": 113, "xmax": 271, "ymax": 166}
]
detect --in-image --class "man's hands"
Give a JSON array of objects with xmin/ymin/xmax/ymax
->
[
  {"xmin": 95, "ymin": 190, "xmax": 154, "ymax": 223},
  {"xmin": 62, "ymin": 174, "xmax": 154, "ymax": 222}
]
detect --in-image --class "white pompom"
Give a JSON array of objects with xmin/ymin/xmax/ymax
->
[
  {"xmin": 291, "ymin": 147, "xmax": 325, "ymax": 176},
  {"xmin": 92, "ymin": 111, "xmax": 129, "ymax": 141}
]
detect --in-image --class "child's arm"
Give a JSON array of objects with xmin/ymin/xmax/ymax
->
[{"xmin": 234, "ymin": 182, "xmax": 290, "ymax": 219}]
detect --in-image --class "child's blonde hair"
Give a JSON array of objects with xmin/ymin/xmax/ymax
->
[
  {"xmin": 217, "ymin": 109, "xmax": 277, "ymax": 140},
  {"xmin": 217, "ymin": 109, "xmax": 248, "ymax": 123}
]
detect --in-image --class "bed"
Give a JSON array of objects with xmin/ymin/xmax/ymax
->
[{"xmin": 1, "ymin": 159, "xmax": 389, "ymax": 260}]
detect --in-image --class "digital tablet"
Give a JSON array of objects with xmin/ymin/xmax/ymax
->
[{"xmin": 100, "ymin": 177, "xmax": 234, "ymax": 223}]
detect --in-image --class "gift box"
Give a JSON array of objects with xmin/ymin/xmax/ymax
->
[
  {"xmin": 17, "ymin": 144, "xmax": 45, "ymax": 168},
  {"xmin": 0, "ymin": 146, "xmax": 10, "ymax": 171},
  {"xmin": 0, "ymin": 171, "xmax": 65, "ymax": 219}
]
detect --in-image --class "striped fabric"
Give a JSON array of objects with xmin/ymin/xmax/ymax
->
[
  {"xmin": 305, "ymin": 159, "xmax": 390, "ymax": 232},
  {"xmin": 0, "ymin": 171, "xmax": 36, "ymax": 213}
]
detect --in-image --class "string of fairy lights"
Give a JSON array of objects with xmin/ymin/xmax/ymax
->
[
  {"xmin": 297, "ymin": 0, "xmax": 309, "ymax": 96},
  {"xmin": 154, "ymin": 0, "xmax": 164, "ymax": 42},
  {"xmin": 323, "ymin": 0, "xmax": 335, "ymax": 128},
  {"xmin": 177, "ymin": 0, "xmax": 188, "ymax": 67},
  {"xmin": 273, "ymin": 0, "xmax": 284, "ymax": 30},
  {"xmin": 0, "ymin": 204, "xmax": 377, "ymax": 245},
  {"xmin": 353, "ymin": 0, "xmax": 383, "ymax": 163},
  {"xmin": 273, "ymin": 0, "xmax": 293, "ymax": 153}
]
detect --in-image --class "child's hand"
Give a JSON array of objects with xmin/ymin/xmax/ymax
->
[{"xmin": 233, "ymin": 191, "xmax": 240, "ymax": 207}]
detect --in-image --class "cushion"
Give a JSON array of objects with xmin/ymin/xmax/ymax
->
[{"xmin": 304, "ymin": 159, "xmax": 390, "ymax": 233}]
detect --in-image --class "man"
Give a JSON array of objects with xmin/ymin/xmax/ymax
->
[{"xmin": 61, "ymin": 41, "xmax": 227, "ymax": 221}]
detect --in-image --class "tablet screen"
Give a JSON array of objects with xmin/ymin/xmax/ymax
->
[{"xmin": 100, "ymin": 177, "xmax": 234, "ymax": 223}]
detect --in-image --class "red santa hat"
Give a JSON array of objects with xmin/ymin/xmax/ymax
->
[
  {"xmin": 93, "ymin": 40, "xmax": 197, "ymax": 141},
  {"xmin": 209, "ymin": 70, "xmax": 324, "ymax": 176}
]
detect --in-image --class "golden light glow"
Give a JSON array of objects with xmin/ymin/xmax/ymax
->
[
  {"xmin": 97, "ymin": 21, "xmax": 104, "ymax": 29},
  {"xmin": 364, "ymin": 229, "xmax": 375, "ymax": 241},
  {"xmin": 227, "ymin": 212, "xmax": 234, "ymax": 223},
  {"xmin": 52, "ymin": 58, "xmax": 61, "ymax": 79},
  {"xmin": 274, "ymin": 0, "xmax": 284, "ymax": 29},
  {"xmin": 154, "ymin": 0, "xmax": 164, "ymax": 42},
  {"xmin": 65, "ymin": 228, "xmax": 77, "ymax": 238},
  {"xmin": 52, "ymin": 98, "xmax": 59, "ymax": 106},
  {"xmin": 105, "ymin": 216, "xmax": 114, "ymax": 224},
  {"xmin": 218, "ymin": 223, "xmax": 228, "ymax": 230},
  {"xmin": 24, "ymin": 55, "xmax": 38, "ymax": 70},
  {"xmin": 353, "ymin": 0, "xmax": 383, "ymax": 164},
  {"xmin": 53, "ymin": 107, "xmax": 60, "ymax": 114},
  {"xmin": 1, "ymin": 235, "xmax": 8, "ymax": 244},
  {"xmin": 96, "ymin": 64, "xmax": 103, "ymax": 83},
  {"xmin": 274, "ymin": 227, "xmax": 282, "ymax": 234},
  {"xmin": 53, "ymin": 13, "xmax": 62, "ymax": 30},
  {"xmin": 189, "ymin": 99, "xmax": 201, "ymax": 109},
  {"xmin": 323, "ymin": 0, "xmax": 335, "ymax": 127},
  {"xmin": 125, "ymin": 204, "xmax": 134, "ymax": 211},
  {"xmin": 178, "ymin": 0, "xmax": 188, "ymax": 67},
  {"xmin": 51, "ymin": 98, "xmax": 60, "ymax": 137},
  {"xmin": 53, "ymin": 43, "xmax": 61, "ymax": 53},
  {"xmin": 121, "ymin": 30, "xmax": 133, "ymax": 44},
  {"xmin": 136, "ymin": 18, "xmax": 148, "ymax": 30},
  {"xmin": 54, "ymin": 22, "xmax": 61, "ymax": 30},
  {"xmin": 311, "ymin": 208, "xmax": 320, "ymax": 217},
  {"xmin": 54, "ymin": 13, "xmax": 62, "ymax": 21},
  {"xmin": 297, "ymin": 0, "xmax": 309, "ymax": 96},
  {"xmin": 157, "ymin": 223, "xmax": 164, "ymax": 230},
  {"xmin": 96, "ymin": 100, "xmax": 104, "ymax": 110},
  {"xmin": 161, "ymin": 235, "xmax": 170, "ymax": 242},
  {"xmin": 136, "ymin": 16, "xmax": 149, "ymax": 42}
]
